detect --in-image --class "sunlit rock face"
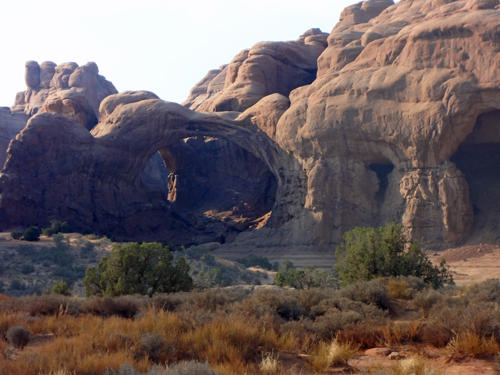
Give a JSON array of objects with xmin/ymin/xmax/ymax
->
[{"xmin": 2, "ymin": 0, "xmax": 500, "ymax": 250}]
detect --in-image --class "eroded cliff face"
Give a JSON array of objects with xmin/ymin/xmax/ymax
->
[{"xmin": 2, "ymin": 0, "xmax": 500, "ymax": 250}]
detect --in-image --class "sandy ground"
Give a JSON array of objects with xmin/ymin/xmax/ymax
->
[{"xmin": 430, "ymin": 243, "xmax": 500, "ymax": 286}]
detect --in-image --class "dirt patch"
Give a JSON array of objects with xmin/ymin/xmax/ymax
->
[{"xmin": 430, "ymin": 244, "xmax": 500, "ymax": 286}]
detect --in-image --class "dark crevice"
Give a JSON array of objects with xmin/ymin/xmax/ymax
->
[{"xmin": 368, "ymin": 162, "xmax": 394, "ymax": 204}]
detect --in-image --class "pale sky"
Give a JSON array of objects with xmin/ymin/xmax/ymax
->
[{"xmin": 0, "ymin": 0, "xmax": 385, "ymax": 107}]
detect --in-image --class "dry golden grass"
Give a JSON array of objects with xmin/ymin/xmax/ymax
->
[
  {"xmin": 387, "ymin": 279, "xmax": 411, "ymax": 299},
  {"xmin": 311, "ymin": 338, "xmax": 359, "ymax": 371},
  {"xmin": 259, "ymin": 350, "xmax": 283, "ymax": 375},
  {"xmin": 447, "ymin": 331, "xmax": 500, "ymax": 358},
  {"xmin": 365, "ymin": 356, "xmax": 442, "ymax": 375}
]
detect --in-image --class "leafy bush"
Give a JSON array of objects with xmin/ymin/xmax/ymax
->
[
  {"xmin": 10, "ymin": 230, "xmax": 22, "ymax": 240},
  {"xmin": 6, "ymin": 326, "xmax": 31, "ymax": 349},
  {"xmin": 42, "ymin": 220, "xmax": 72, "ymax": 237},
  {"xmin": 22, "ymin": 226, "xmax": 40, "ymax": 242},
  {"xmin": 52, "ymin": 280, "xmax": 71, "ymax": 296},
  {"xmin": 21, "ymin": 264, "xmax": 35, "ymax": 275},
  {"xmin": 84, "ymin": 242, "xmax": 193, "ymax": 297},
  {"xmin": 335, "ymin": 223, "xmax": 453, "ymax": 288}
]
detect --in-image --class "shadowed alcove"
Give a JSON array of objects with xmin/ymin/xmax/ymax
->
[{"xmin": 450, "ymin": 110, "xmax": 500, "ymax": 243}]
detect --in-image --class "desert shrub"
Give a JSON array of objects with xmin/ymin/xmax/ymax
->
[
  {"xmin": 24, "ymin": 294, "xmax": 81, "ymax": 316},
  {"xmin": 21, "ymin": 264, "xmax": 35, "ymax": 275},
  {"xmin": 105, "ymin": 364, "xmax": 166, "ymax": 375},
  {"xmin": 133, "ymin": 332, "xmax": 165, "ymax": 363},
  {"xmin": 410, "ymin": 288, "xmax": 445, "ymax": 317},
  {"xmin": 6, "ymin": 325, "xmax": 31, "ymax": 349},
  {"xmin": 464, "ymin": 279, "xmax": 500, "ymax": 304},
  {"xmin": 274, "ymin": 261, "xmax": 338, "ymax": 289},
  {"xmin": 423, "ymin": 302, "xmax": 500, "ymax": 347},
  {"xmin": 9, "ymin": 279, "xmax": 25, "ymax": 291},
  {"xmin": 10, "ymin": 230, "xmax": 22, "ymax": 240},
  {"xmin": 52, "ymin": 280, "xmax": 71, "ymax": 296},
  {"xmin": 17, "ymin": 244, "xmax": 36, "ymax": 257},
  {"xmin": 81, "ymin": 296, "xmax": 142, "ymax": 318},
  {"xmin": 168, "ymin": 361, "xmax": 220, "ymax": 375},
  {"xmin": 339, "ymin": 279, "xmax": 391, "ymax": 310},
  {"xmin": 235, "ymin": 254, "xmax": 273, "ymax": 270},
  {"xmin": 386, "ymin": 276, "xmax": 427, "ymax": 300},
  {"xmin": 79, "ymin": 241, "xmax": 96, "ymax": 259},
  {"xmin": 83, "ymin": 242, "xmax": 193, "ymax": 297},
  {"xmin": 0, "ymin": 281, "xmax": 4, "ymax": 293},
  {"xmin": 52, "ymin": 233, "xmax": 66, "ymax": 246},
  {"xmin": 201, "ymin": 253, "xmax": 216, "ymax": 266},
  {"xmin": 184, "ymin": 245, "xmax": 208, "ymax": 260},
  {"xmin": 447, "ymin": 330, "xmax": 499, "ymax": 358},
  {"xmin": 23, "ymin": 226, "xmax": 40, "ymax": 242},
  {"xmin": 43, "ymin": 220, "xmax": 72, "ymax": 237},
  {"xmin": 335, "ymin": 223, "xmax": 453, "ymax": 288}
]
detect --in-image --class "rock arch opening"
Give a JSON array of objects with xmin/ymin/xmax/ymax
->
[
  {"xmin": 450, "ymin": 110, "xmax": 500, "ymax": 243},
  {"xmin": 140, "ymin": 136, "xmax": 278, "ymax": 244},
  {"xmin": 141, "ymin": 152, "xmax": 169, "ymax": 197}
]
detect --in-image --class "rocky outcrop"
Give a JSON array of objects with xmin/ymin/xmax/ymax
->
[
  {"xmin": 2, "ymin": 0, "xmax": 500, "ymax": 250},
  {"xmin": 12, "ymin": 61, "xmax": 117, "ymax": 117},
  {"xmin": 0, "ymin": 61, "xmax": 117, "ymax": 169},
  {"xmin": 0, "ymin": 108, "xmax": 29, "ymax": 169},
  {"xmin": 183, "ymin": 28, "xmax": 329, "ymax": 112}
]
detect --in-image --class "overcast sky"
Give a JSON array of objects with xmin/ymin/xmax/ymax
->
[{"xmin": 1, "ymin": 0, "xmax": 381, "ymax": 107}]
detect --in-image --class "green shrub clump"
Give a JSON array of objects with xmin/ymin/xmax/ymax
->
[
  {"xmin": 52, "ymin": 280, "xmax": 71, "ymax": 296},
  {"xmin": 10, "ymin": 230, "xmax": 22, "ymax": 240},
  {"xmin": 42, "ymin": 220, "xmax": 72, "ymax": 237},
  {"xmin": 22, "ymin": 226, "xmax": 40, "ymax": 242},
  {"xmin": 83, "ymin": 242, "xmax": 193, "ymax": 297},
  {"xmin": 274, "ymin": 261, "xmax": 339, "ymax": 289},
  {"xmin": 335, "ymin": 223, "xmax": 453, "ymax": 288}
]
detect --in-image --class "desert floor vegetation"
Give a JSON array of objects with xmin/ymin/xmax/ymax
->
[{"xmin": 1, "ymin": 278, "xmax": 500, "ymax": 374}]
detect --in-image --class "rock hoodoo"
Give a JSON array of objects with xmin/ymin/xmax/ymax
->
[{"xmin": 2, "ymin": 0, "xmax": 500, "ymax": 251}]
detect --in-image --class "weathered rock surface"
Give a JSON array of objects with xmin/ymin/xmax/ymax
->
[
  {"xmin": 2, "ymin": 0, "xmax": 500, "ymax": 250},
  {"xmin": 0, "ymin": 108, "xmax": 29, "ymax": 169},
  {"xmin": 183, "ymin": 28, "xmax": 329, "ymax": 112},
  {"xmin": 0, "ymin": 61, "xmax": 117, "ymax": 169},
  {"xmin": 12, "ymin": 61, "xmax": 117, "ymax": 117}
]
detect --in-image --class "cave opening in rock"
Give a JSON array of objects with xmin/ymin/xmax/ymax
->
[
  {"xmin": 141, "ymin": 136, "xmax": 278, "ymax": 244},
  {"xmin": 141, "ymin": 152, "xmax": 170, "ymax": 197},
  {"xmin": 451, "ymin": 110, "xmax": 500, "ymax": 239},
  {"xmin": 368, "ymin": 162, "xmax": 395, "ymax": 204}
]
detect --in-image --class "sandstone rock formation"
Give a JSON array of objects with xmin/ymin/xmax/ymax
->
[
  {"xmin": 2, "ymin": 0, "xmax": 500, "ymax": 251},
  {"xmin": 0, "ymin": 61, "xmax": 118, "ymax": 170},
  {"xmin": 0, "ymin": 108, "xmax": 28, "ymax": 169},
  {"xmin": 12, "ymin": 61, "xmax": 117, "ymax": 117}
]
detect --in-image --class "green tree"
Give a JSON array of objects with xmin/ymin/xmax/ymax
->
[
  {"xmin": 52, "ymin": 280, "xmax": 71, "ymax": 296},
  {"xmin": 335, "ymin": 223, "xmax": 453, "ymax": 288},
  {"xmin": 83, "ymin": 242, "xmax": 193, "ymax": 297}
]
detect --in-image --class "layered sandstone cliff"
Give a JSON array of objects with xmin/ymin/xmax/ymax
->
[{"xmin": 2, "ymin": 0, "xmax": 500, "ymax": 250}]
